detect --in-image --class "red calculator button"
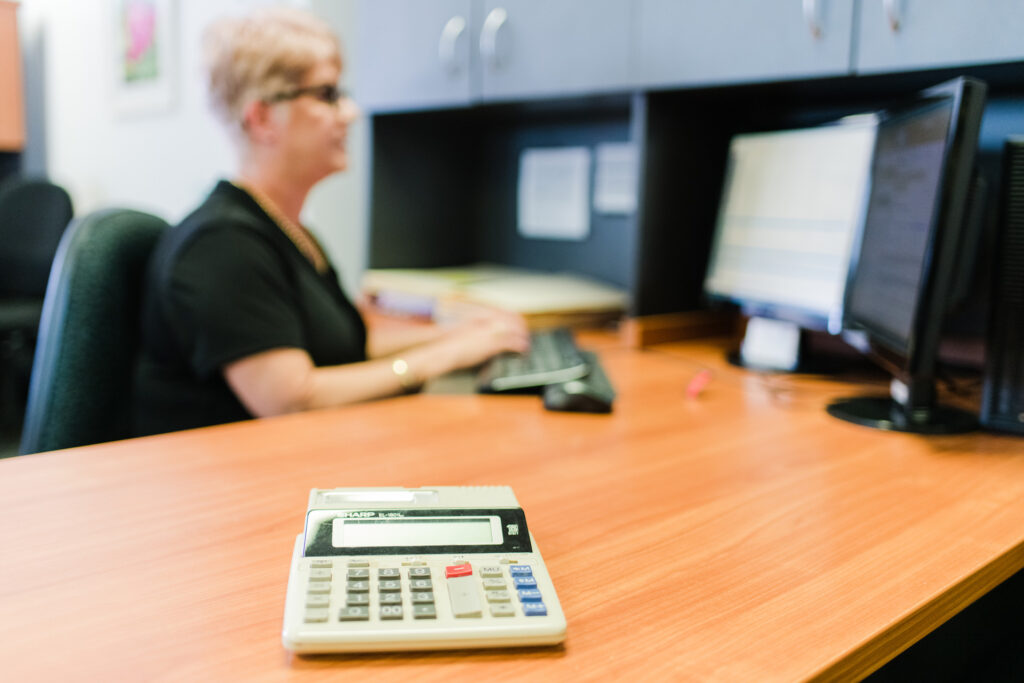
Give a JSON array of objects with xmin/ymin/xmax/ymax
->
[{"xmin": 445, "ymin": 564, "xmax": 473, "ymax": 578}]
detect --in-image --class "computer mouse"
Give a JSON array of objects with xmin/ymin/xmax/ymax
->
[{"xmin": 543, "ymin": 380, "xmax": 613, "ymax": 413}]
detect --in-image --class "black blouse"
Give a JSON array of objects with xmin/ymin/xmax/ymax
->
[{"xmin": 132, "ymin": 181, "xmax": 367, "ymax": 436}]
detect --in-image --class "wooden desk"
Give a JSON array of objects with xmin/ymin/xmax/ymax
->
[{"xmin": 2, "ymin": 338, "xmax": 1023, "ymax": 681}]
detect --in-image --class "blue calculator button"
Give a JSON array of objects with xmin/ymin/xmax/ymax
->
[
  {"xmin": 521, "ymin": 602, "xmax": 547, "ymax": 617},
  {"xmin": 517, "ymin": 588, "xmax": 543, "ymax": 602},
  {"xmin": 513, "ymin": 576, "xmax": 537, "ymax": 589},
  {"xmin": 508, "ymin": 565, "xmax": 533, "ymax": 577}
]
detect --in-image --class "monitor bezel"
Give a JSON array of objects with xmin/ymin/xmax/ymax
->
[
  {"xmin": 840, "ymin": 77, "xmax": 987, "ymax": 382},
  {"xmin": 702, "ymin": 116, "xmax": 878, "ymax": 335}
]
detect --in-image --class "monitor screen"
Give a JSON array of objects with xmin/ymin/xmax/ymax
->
[
  {"xmin": 843, "ymin": 78, "xmax": 986, "ymax": 377},
  {"xmin": 703, "ymin": 118, "xmax": 877, "ymax": 334}
]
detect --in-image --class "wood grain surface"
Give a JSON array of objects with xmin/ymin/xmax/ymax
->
[{"xmin": 2, "ymin": 336, "xmax": 1023, "ymax": 682}]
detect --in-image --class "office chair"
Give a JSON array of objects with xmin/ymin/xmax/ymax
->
[
  {"xmin": 20, "ymin": 208, "xmax": 168, "ymax": 454},
  {"xmin": 0, "ymin": 176, "xmax": 74, "ymax": 434}
]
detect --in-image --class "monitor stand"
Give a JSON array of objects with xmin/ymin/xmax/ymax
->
[
  {"xmin": 727, "ymin": 317, "xmax": 855, "ymax": 374},
  {"xmin": 827, "ymin": 378, "xmax": 977, "ymax": 434}
]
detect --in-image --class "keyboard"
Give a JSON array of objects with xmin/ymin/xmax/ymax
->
[{"xmin": 477, "ymin": 328, "xmax": 589, "ymax": 393}]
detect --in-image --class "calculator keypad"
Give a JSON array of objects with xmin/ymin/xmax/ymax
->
[{"xmin": 300, "ymin": 560, "xmax": 549, "ymax": 625}]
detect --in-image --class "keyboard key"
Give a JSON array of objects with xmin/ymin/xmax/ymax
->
[
  {"xmin": 378, "ymin": 580, "xmax": 402, "ymax": 592},
  {"xmin": 305, "ymin": 594, "xmax": 330, "ymax": 608},
  {"xmin": 339, "ymin": 606, "xmax": 369, "ymax": 621},
  {"xmin": 379, "ymin": 593, "xmax": 402, "ymax": 605},
  {"xmin": 508, "ymin": 565, "xmax": 533, "ymax": 577},
  {"xmin": 380, "ymin": 605, "xmax": 404, "ymax": 620},
  {"xmin": 307, "ymin": 582, "xmax": 331, "ymax": 594},
  {"xmin": 346, "ymin": 593, "xmax": 370, "ymax": 606},
  {"xmin": 413, "ymin": 604, "xmax": 437, "ymax": 619},
  {"xmin": 486, "ymin": 590, "xmax": 512, "ymax": 603},
  {"xmin": 445, "ymin": 564, "xmax": 473, "ymax": 579},
  {"xmin": 304, "ymin": 608, "xmax": 329, "ymax": 623},
  {"xmin": 517, "ymin": 588, "xmax": 543, "ymax": 602},
  {"xmin": 513, "ymin": 576, "xmax": 537, "ymax": 589},
  {"xmin": 308, "ymin": 569, "xmax": 332, "ymax": 582},
  {"xmin": 346, "ymin": 580, "xmax": 369, "ymax": 593},
  {"xmin": 522, "ymin": 602, "xmax": 548, "ymax": 617},
  {"xmin": 447, "ymin": 575, "xmax": 482, "ymax": 618},
  {"xmin": 378, "ymin": 568, "xmax": 401, "ymax": 579},
  {"xmin": 479, "ymin": 566, "xmax": 503, "ymax": 578},
  {"xmin": 411, "ymin": 592, "xmax": 435, "ymax": 604},
  {"xmin": 408, "ymin": 567, "xmax": 432, "ymax": 578},
  {"xmin": 490, "ymin": 603, "xmax": 516, "ymax": 617}
]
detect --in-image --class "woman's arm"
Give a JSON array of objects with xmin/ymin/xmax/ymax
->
[{"xmin": 223, "ymin": 312, "xmax": 530, "ymax": 417}]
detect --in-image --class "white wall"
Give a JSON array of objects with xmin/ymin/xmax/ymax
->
[{"xmin": 19, "ymin": 0, "xmax": 368, "ymax": 293}]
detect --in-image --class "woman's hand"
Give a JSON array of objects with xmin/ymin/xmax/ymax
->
[{"xmin": 435, "ymin": 308, "xmax": 531, "ymax": 370}]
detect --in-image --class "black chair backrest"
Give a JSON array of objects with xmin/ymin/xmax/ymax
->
[
  {"xmin": 20, "ymin": 208, "xmax": 168, "ymax": 454},
  {"xmin": 0, "ymin": 176, "xmax": 74, "ymax": 297}
]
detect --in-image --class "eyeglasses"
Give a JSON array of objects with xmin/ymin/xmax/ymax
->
[{"xmin": 264, "ymin": 83, "xmax": 349, "ymax": 106}]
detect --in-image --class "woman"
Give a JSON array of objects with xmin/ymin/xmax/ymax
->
[{"xmin": 132, "ymin": 8, "xmax": 528, "ymax": 436}]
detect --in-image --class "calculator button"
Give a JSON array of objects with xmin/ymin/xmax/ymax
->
[
  {"xmin": 307, "ymin": 582, "xmax": 331, "ymax": 594},
  {"xmin": 346, "ymin": 593, "xmax": 370, "ymax": 606},
  {"xmin": 346, "ymin": 580, "xmax": 369, "ymax": 593},
  {"xmin": 305, "ymin": 594, "xmax": 330, "ymax": 608},
  {"xmin": 401, "ymin": 560, "xmax": 427, "ymax": 567},
  {"xmin": 339, "ymin": 606, "xmax": 370, "ymax": 621},
  {"xmin": 521, "ymin": 602, "xmax": 548, "ymax": 617},
  {"xmin": 308, "ymin": 569, "xmax": 332, "ymax": 582},
  {"xmin": 413, "ymin": 604, "xmax": 437, "ymax": 619},
  {"xmin": 447, "ymin": 575, "xmax": 482, "ymax": 618},
  {"xmin": 378, "ymin": 568, "xmax": 401, "ymax": 579},
  {"xmin": 479, "ymin": 566, "xmax": 503, "ymax": 578},
  {"xmin": 347, "ymin": 560, "xmax": 370, "ymax": 568},
  {"xmin": 408, "ymin": 567, "xmax": 432, "ymax": 578},
  {"xmin": 517, "ymin": 589, "xmax": 543, "ymax": 602},
  {"xmin": 445, "ymin": 564, "xmax": 473, "ymax": 579},
  {"xmin": 508, "ymin": 565, "xmax": 533, "ymax": 577},
  {"xmin": 482, "ymin": 578, "xmax": 507, "ymax": 590},
  {"xmin": 486, "ymin": 590, "xmax": 512, "ymax": 603},
  {"xmin": 379, "ymin": 593, "xmax": 402, "ymax": 606},
  {"xmin": 499, "ymin": 559, "xmax": 518, "ymax": 564},
  {"xmin": 489, "ymin": 603, "xmax": 516, "ymax": 618},
  {"xmin": 409, "ymin": 579, "xmax": 433, "ymax": 591},
  {"xmin": 304, "ymin": 608, "xmax": 329, "ymax": 623},
  {"xmin": 380, "ymin": 605, "xmax": 404, "ymax": 620},
  {"xmin": 378, "ymin": 580, "xmax": 402, "ymax": 592},
  {"xmin": 346, "ymin": 568, "xmax": 370, "ymax": 580},
  {"xmin": 411, "ymin": 592, "xmax": 435, "ymax": 604},
  {"xmin": 513, "ymin": 576, "xmax": 538, "ymax": 589},
  {"xmin": 310, "ymin": 559, "xmax": 333, "ymax": 569}
]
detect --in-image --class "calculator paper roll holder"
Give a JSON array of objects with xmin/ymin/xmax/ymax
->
[{"xmin": 281, "ymin": 486, "xmax": 567, "ymax": 653}]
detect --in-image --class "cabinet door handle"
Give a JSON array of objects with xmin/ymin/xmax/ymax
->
[
  {"xmin": 883, "ymin": 0, "xmax": 902, "ymax": 32},
  {"xmin": 802, "ymin": 0, "xmax": 823, "ymax": 38},
  {"xmin": 480, "ymin": 7, "xmax": 508, "ymax": 69},
  {"xmin": 438, "ymin": 15, "xmax": 467, "ymax": 74}
]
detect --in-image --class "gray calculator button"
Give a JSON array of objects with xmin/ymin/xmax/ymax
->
[
  {"xmin": 482, "ymin": 578, "xmax": 507, "ymax": 590},
  {"xmin": 304, "ymin": 608, "xmax": 329, "ymax": 623},
  {"xmin": 413, "ymin": 604, "xmax": 437, "ymax": 619},
  {"xmin": 489, "ymin": 603, "xmax": 516, "ymax": 617},
  {"xmin": 380, "ymin": 605, "xmax": 404, "ymax": 620},
  {"xmin": 379, "ymin": 593, "xmax": 402, "ymax": 605},
  {"xmin": 307, "ymin": 582, "xmax": 331, "ymax": 594},
  {"xmin": 378, "ymin": 568, "xmax": 401, "ymax": 579},
  {"xmin": 346, "ymin": 580, "xmax": 369, "ymax": 593},
  {"xmin": 479, "ymin": 566, "xmax": 503, "ymax": 578},
  {"xmin": 411, "ymin": 592, "xmax": 435, "ymax": 604},
  {"xmin": 339, "ymin": 606, "xmax": 369, "ymax": 621},
  {"xmin": 379, "ymin": 580, "xmax": 402, "ymax": 592},
  {"xmin": 308, "ymin": 568, "xmax": 332, "ymax": 581},
  {"xmin": 347, "ymin": 560, "xmax": 370, "ymax": 568},
  {"xmin": 310, "ymin": 559, "xmax": 333, "ymax": 569},
  {"xmin": 345, "ymin": 593, "xmax": 370, "ymax": 606},
  {"xmin": 408, "ymin": 567, "xmax": 431, "ymax": 578},
  {"xmin": 486, "ymin": 590, "xmax": 512, "ymax": 603},
  {"xmin": 305, "ymin": 594, "xmax": 330, "ymax": 608},
  {"xmin": 447, "ymin": 575, "xmax": 482, "ymax": 618},
  {"xmin": 346, "ymin": 568, "xmax": 370, "ymax": 580},
  {"xmin": 409, "ymin": 579, "xmax": 432, "ymax": 591}
]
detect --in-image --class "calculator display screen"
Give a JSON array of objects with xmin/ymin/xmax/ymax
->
[{"xmin": 332, "ymin": 517, "xmax": 500, "ymax": 548}]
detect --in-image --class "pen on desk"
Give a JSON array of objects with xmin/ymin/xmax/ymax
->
[{"xmin": 686, "ymin": 369, "xmax": 713, "ymax": 399}]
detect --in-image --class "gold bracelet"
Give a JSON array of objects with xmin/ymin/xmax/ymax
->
[{"xmin": 391, "ymin": 358, "xmax": 420, "ymax": 393}]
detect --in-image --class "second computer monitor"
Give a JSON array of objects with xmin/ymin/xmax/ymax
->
[{"xmin": 704, "ymin": 117, "xmax": 877, "ymax": 337}]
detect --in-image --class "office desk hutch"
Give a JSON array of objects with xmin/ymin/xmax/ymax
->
[{"xmin": 1, "ymin": 336, "xmax": 1023, "ymax": 681}]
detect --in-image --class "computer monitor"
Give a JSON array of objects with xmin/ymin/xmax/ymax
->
[
  {"xmin": 703, "ymin": 116, "xmax": 878, "ymax": 371},
  {"xmin": 827, "ymin": 77, "xmax": 988, "ymax": 434}
]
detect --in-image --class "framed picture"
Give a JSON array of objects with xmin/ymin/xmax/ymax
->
[{"xmin": 112, "ymin": 0, "xmax": 177, "ymax": 116}]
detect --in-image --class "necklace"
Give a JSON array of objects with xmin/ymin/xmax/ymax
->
[{"xmin": 232, "ymin": 180, "xmax": 328, "ymax": 274}]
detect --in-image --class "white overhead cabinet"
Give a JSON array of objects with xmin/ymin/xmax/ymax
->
[
  {"xmin": 855, "ymin": 0, "xmax": 1024, "ymax": 74},
  {"xmin": 631, "ymin": 0, "xmax": 857, "ymax": 88},
  {"xmin": 355, "ymin": 0, "xmax": 631, "ymax": 111},
  {"xmin": 354, "ymin": 0, "xmax": 475, "ymax": 111}
]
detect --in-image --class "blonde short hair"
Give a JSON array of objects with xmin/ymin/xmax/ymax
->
[{"xmin": 203, "ymin": 7, "xmax": 341, "ymax": 126}]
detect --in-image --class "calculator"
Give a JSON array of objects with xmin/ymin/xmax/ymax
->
[{"xmin": 282, "ymin": 487, "xmax": 567, "ymax": 652}]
